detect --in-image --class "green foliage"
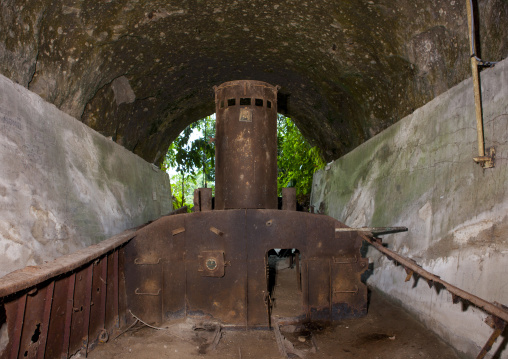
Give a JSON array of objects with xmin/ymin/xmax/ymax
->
[
  {"xmin": 277, "ymin": 115, "xmax": 325, "ymax": 196},
  {"xmin": 168, "ymin": 172, "xmax": 197, "ymax": 209},
  {"xmin": 161, "ymin": 115, "xmax": 215, "ymax": 209},
  {"xmin": 162, "ymin": 113, "xmax": 324, "ymax": 209}
]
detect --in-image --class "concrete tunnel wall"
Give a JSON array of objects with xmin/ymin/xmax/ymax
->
[
  {"xmin": 0, "ymin": 74, "xmax": 173, "ymax": 278},
  {"xmin": 310, "ymin": 57, "xmax": 508, "ymax": 357}
]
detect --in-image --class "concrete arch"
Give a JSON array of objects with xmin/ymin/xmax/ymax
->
[{"xmin": 1, "ymin": 0, "xmax": 507, "ymax": 164}]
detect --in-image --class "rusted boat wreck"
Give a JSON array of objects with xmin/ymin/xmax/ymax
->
[{"xmin": 1, "ymin": 81, "xmax": 507, "ymax": 359}]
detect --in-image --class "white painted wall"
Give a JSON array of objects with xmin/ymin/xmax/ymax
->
[
  {"xmin": 311, "ymin": 58, "xmax": 508, "ymax": 358},
  {"xmin": 0, "ymin": 74, "xmax": 172, "ymax": 277}
]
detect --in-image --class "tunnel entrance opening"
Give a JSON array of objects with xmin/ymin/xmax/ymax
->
[
  {"xmin": 162, "ymin": 113, "xmax": 325, "ymax": 211},
  {"xmin": 266, "ymin": 248, "xmax": 302, "ymax": 322}
]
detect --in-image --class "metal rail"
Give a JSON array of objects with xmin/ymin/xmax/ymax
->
[
  {"xmin": 0, "ymin": 229, "xmax": 136, "ymax": 298},
  {"xmin": 335, "ymin": 227, "xmax": 408, "ymax": 235},
  {"xmin": 359, "ymin": 231, "xmax": 508, "ymax": 358}
]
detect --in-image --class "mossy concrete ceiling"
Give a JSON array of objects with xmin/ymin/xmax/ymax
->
[{"xmin": 1, "ymin": 0, "xmax": 507, "ymax": 164}]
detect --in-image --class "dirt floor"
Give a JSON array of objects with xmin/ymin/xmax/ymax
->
[{"xmin": 86, "ymin": 258, "xmax": 459, "ymax": 359}]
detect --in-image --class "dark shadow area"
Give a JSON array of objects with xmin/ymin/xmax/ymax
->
[
  {"xmin": 359, "ymin": 240, "xmax": 374, "ymax": 312},
  {"xmin": 277, "ymin": 92, "xmax": 290, "ymax": 115},
  {"xmin": 30, "ymin": 323, "xmax": 41, "ymax": 343},
  {"xmin": 492, "ymin": 325, "xmax": 508, "ymax": 359},
  {"xmin": 0, "ymin": 304, "xmax": 7, "ymax": 353},
  {"xmin": 472, "ymin": 0, "xmax": 482, "ymax": 58},
  {"xmin": 0, "ymin": 304, "xmax": 5, "ymax": 328},
  {"xmin": 266, "ymin": 249, "xmax": 302, "ymax": 320}
]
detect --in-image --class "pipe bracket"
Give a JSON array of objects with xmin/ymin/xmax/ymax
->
[{"xmin": 473, "ymin": 147, "xmax": 495, "ymax": 169}]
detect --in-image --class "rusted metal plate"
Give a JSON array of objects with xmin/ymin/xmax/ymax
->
[
  {"xmin": 306, "ymin": 260, "xmax": 332, "ymax": 322},
  {"xmin": 117, "ymin": 247, "xmax": 128, "ymax": 329},
  {"xmin": 37, "ymin": 281, "xmax": 54, "ymax": 359},
  {"xmin": 245, "ymin": 210, "xmax": 306, "ymax": 326},
  {"xmin": 0, "ymin": 197, "xmax": 366, "ymax": 357},
  {"xmin": 198, "ymin": 251, "xmax": 225, "ymax": 277},
  {"xmin": 122, "ymin": 209, "xmax": 367, "ymax": 328},
  {"xmin": 214, "ymin": 80, "xmax": 278, "ymax": 210},
  {"xmin": 88, "ymin": 257, "xmax": 108, "ymax": 352},
  {"xmin": 161, "ymin": 258, "xmax": 186, "ymax": 321},
  {"xmin": 105, "ymin": 252, "xmax": 117, "ymax": 331},
  {"xmin": 17, "ymin": 286, "xmax": 47, "ymax": 359},
  {"xmin": 184, "ymin": 210, "xmax": 248, "ymax": 326},
  {"xmin": 124, "ymin": 230, "xmax": 163, "ymax": 325},
  {"xmin": 193, "ymin": 188, "xmax": 213, "ymax": 212},
  {"xmin": 61, "ymin": 273, "xmax": 75, "ymax": 357},
  {"xmin": 160, "ymin": 215, "xmax": 186, "ymax": 321},
  {"xmin": 246, "ymin": 210, "xmax": 367, "ymax": 324},
  {"xmin": 43, "ymin": 276, "xmax": 71, "ymax": 359},
  {"xmin": 68, "ymin": 265, "xmax": 93, "ymax": 356},
  {"xmin": 331, "ymin": 258, "xmax": 368, "ymax": 320},
  {"xmin": 1, "ymin": 294, "xmax": 26, "ymax": 359}
]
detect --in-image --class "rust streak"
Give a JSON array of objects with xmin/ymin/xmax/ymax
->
[
  {"xmin": 37, "ymin": 282, "xmax": 55, "ymax": 359},
  {"xmin": 9, "ymin": 294, "xmax": 27, "ymax": 359},
  {"xmin": 62, "ymin": 274, "xmax": 76, "ymax": 359},
  {"xmin": 172, "ymin": 227, "xmax": 185, "ymax": 236},
  {"xmin": 209, "ymin": 227, "xmax": 224, "ymax": 236}
]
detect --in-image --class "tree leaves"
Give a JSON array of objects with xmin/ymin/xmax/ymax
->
[
  {"xmin": 161, "ymin": 115, "xmax": 216, "ymax": 209},
  {"xmin": 276, "ymin": 115, "xmax": 325, "ymax": 196},
  {"xmin": 162, "ymin": 113, "xmax": 325, "ymax": 209}
]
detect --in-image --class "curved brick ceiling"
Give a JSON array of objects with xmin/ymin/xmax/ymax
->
[{"xmin": 1, "ymin": 0, "xmax": 507, "ymax": 164}]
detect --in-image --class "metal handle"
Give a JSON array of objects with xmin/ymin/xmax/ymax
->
[
  {"xmin": 333, "ymin": 256, "xmax": 358, "ymax": 264},
  {"xmin": 134, "ymin": 288, "xmax": 161, "ymax": 296},
  {"xmin": 134, "ymin": 258, "xmax": 161, "ymax": 265},
  {"xmin": 333, "ymin": 285, "xmax": 359, "ymax": 294}
]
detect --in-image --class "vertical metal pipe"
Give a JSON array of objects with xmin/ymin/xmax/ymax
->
[
  {"xmin": 214, "ymin": 80, "xmax": 279, "ymax": 210},
  {"xmin": 282, "ymin": 188, "xmax": 297, "ymax": 211},
  {"xmin": 193, "ymin": 188, "xmax": 212, "ymax": 211},
  {"xmin": 466, "ymin": 0, "xmax": 485, "ymax": 158}
]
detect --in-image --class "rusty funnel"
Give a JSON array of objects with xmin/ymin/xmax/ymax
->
[{"xmin": 214, "ymin": 80, "xmax": 279, "ymax": 210}]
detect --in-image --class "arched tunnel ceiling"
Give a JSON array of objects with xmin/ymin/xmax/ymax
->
[{"xmin": 1, "ymin": 0, "xmax": 507, "ymax": 164}]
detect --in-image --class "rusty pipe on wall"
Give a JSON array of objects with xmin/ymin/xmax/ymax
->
[{"xmin": 466, "ymin": 0, "xmax": 495, "ymax": 168}]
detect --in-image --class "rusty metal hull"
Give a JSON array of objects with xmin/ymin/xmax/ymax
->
[
  {"xmin": 124, "ymin": 210, "xmax": 368, "ymax": 327},
  {"xmin": 0, "ymin": 208, "xmax": 368, "ymax": 359},
  {"xmin": 2, "ymin": 210, "xmax": 508, "ymax": 359},
  {"xmin": 214, "ymin": 80, "xmax": 278, "ymax": 210},
  {"xmin": 2, "ymin": 73, "xmax": 507, "ymax": 359}
]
